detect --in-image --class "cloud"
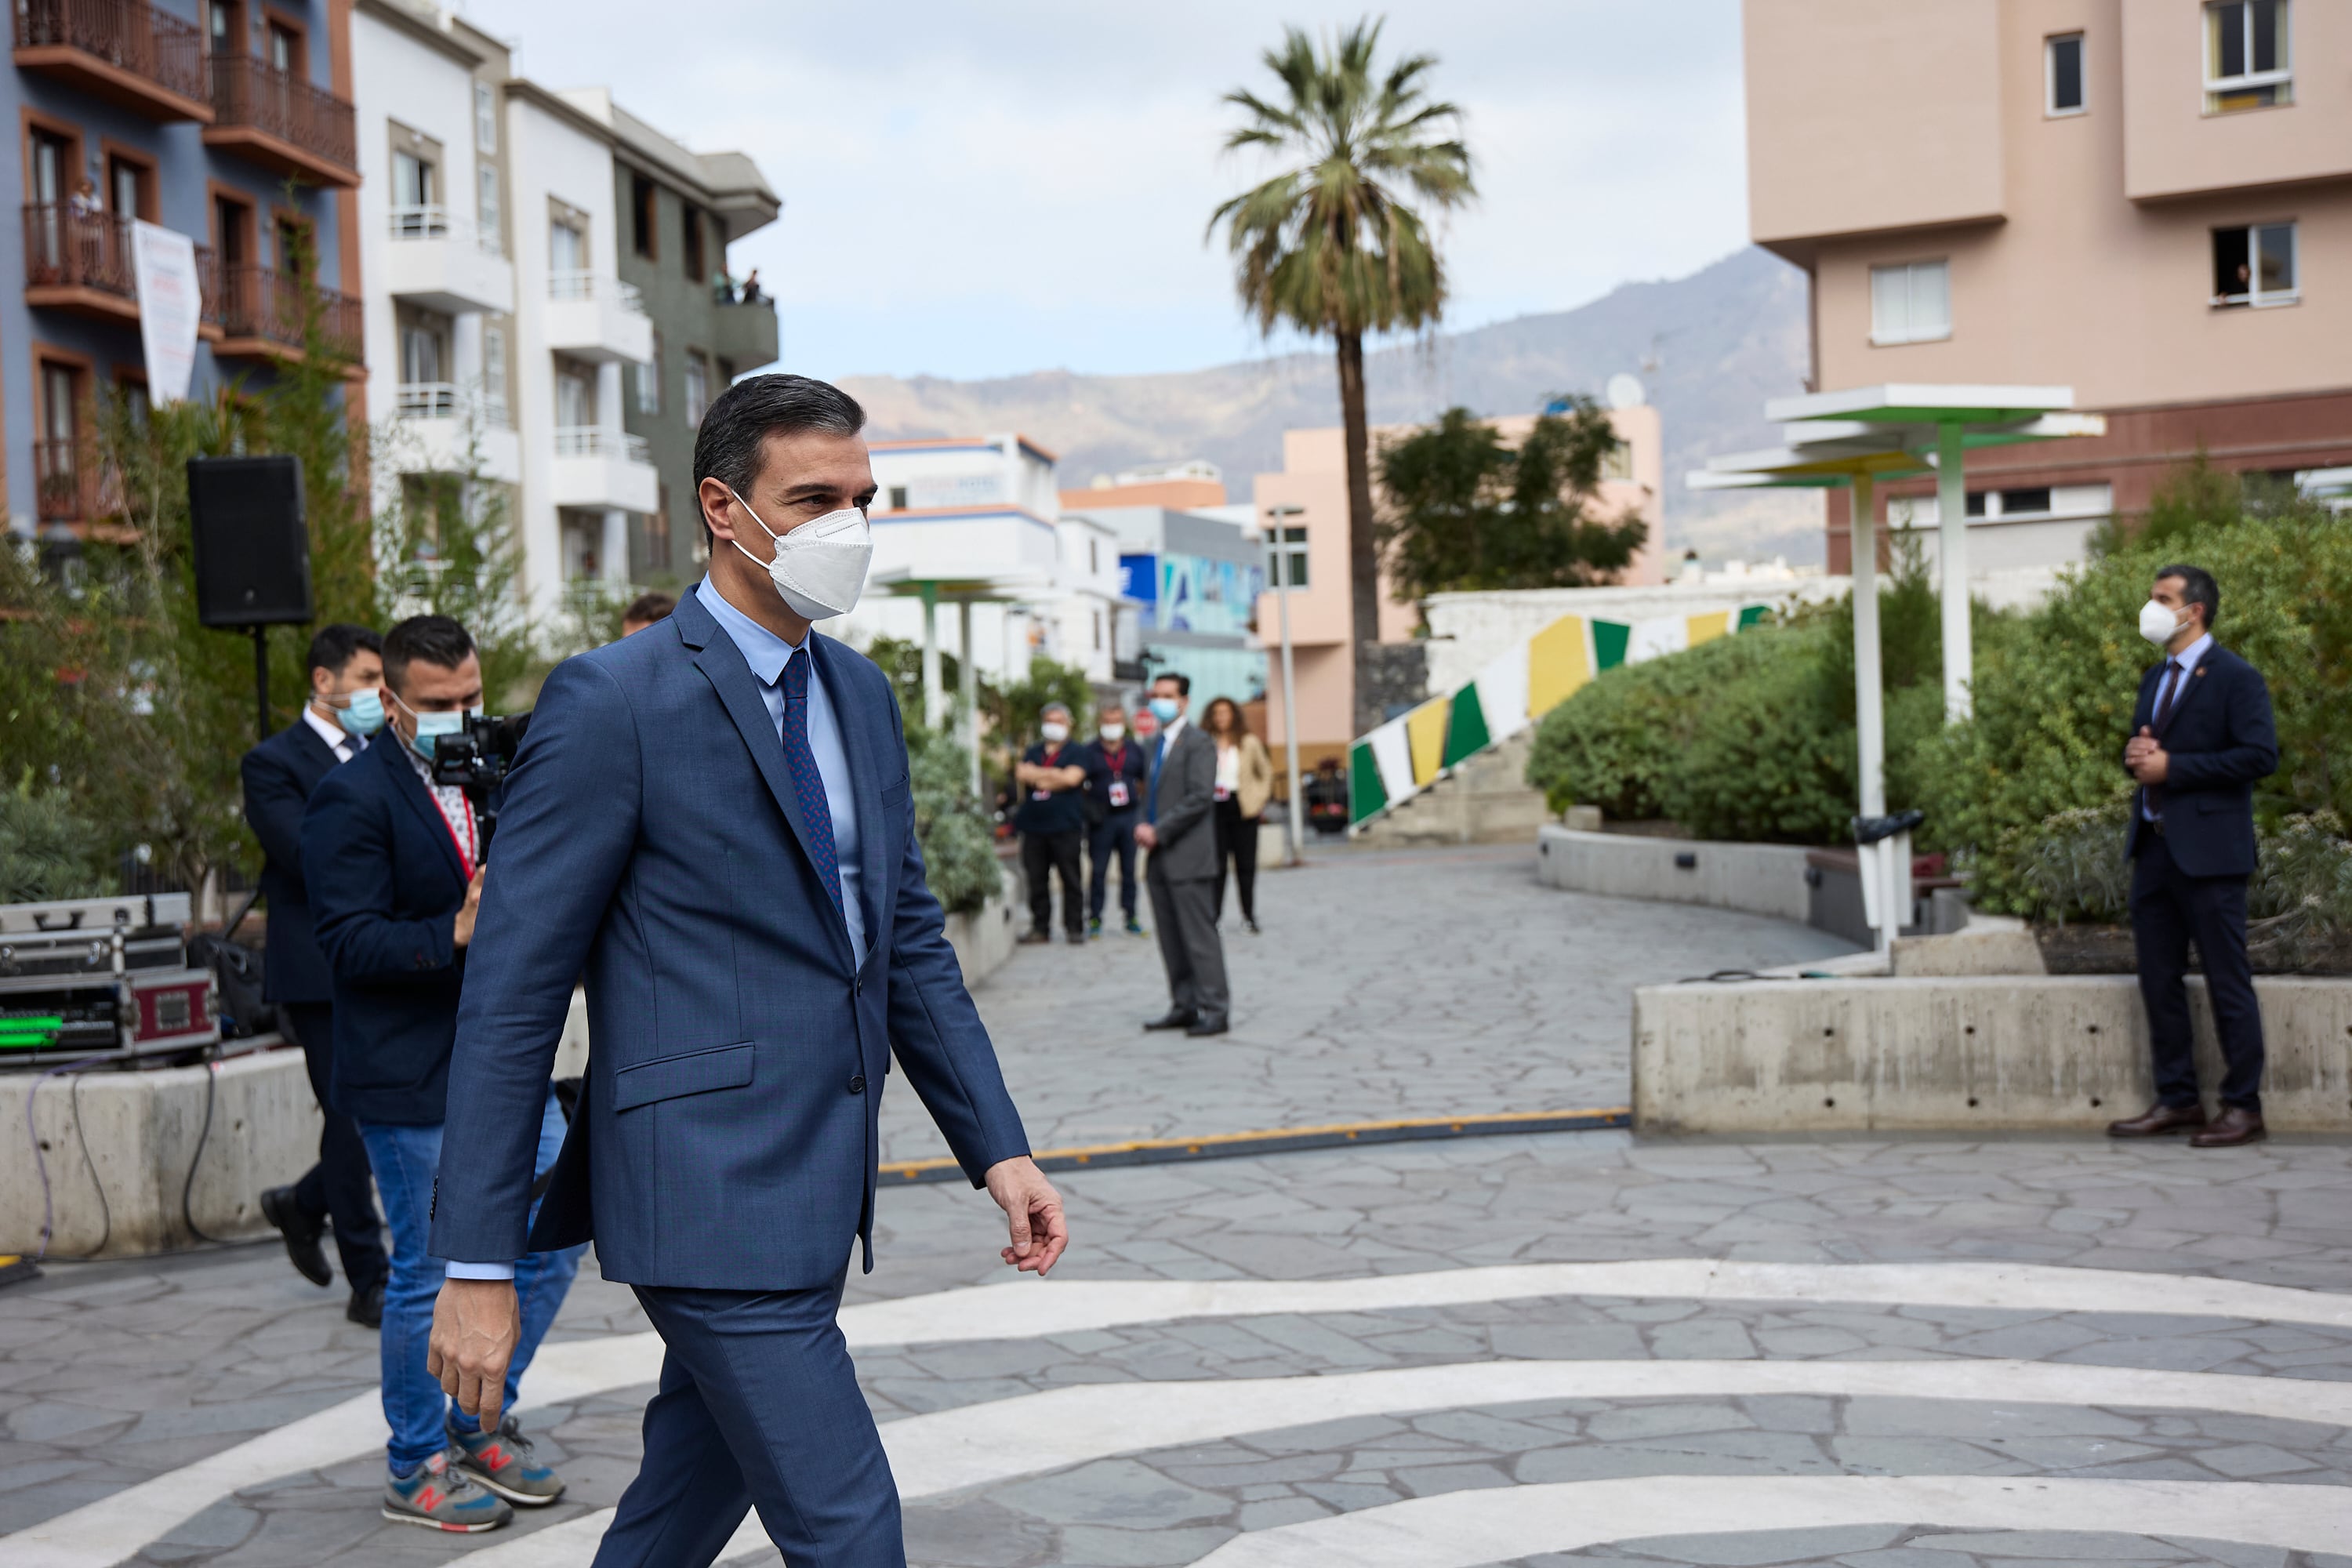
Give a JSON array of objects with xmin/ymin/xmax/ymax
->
[{"xmin": 458, "ymin": 0, "xmax": 1750, "ymax": 379}]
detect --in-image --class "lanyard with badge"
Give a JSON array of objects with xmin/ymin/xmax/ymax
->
[
  {"xmin": 1103, "ymin": 742, "xmax": 1131, "ymax": 810},
  {"xmin": 1032, "ymin": 745, "xmax": 1061, "ymax": 802}
]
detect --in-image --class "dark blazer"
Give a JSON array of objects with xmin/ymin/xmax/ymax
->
[
  {"xmin": 2121, "ymin": 641, "xmax": 2278, "ymax": 879},
  {"xmin": 1076, "ymin": 736, "xmax": 1148, "ymax": 820},
  {"xmin": 302, "ymin": 736, "xmax": 474, "ymax": 1124},
  {"xmin": 241, "ymin": 718, "xmax": 350, "ymax": 1004},
  {"xmin": 427, "ymin": 584, "xmax": 1031, "ymax": 1290},
  {"xmin": 1145, "ymin": 722, "xmax": 1219, "ymax": 881}
]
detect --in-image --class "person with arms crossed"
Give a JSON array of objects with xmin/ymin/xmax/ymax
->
[
  {"xmin": 1076, "ymin": 700, "xmax": 1148, "ymax": 938},
  {"xmin": 1014, "ymin": 702, "xmax": 1088, "ymax": 944},
  {"xmin": 249, "ymin": 622, "xmax": 390, "ymax": 1327},
  {"xmin": 303, "ymin": 615, "xmax": 584, "ymax": 1532},
  {"xmin": 426, "ymin": 375, "xmax": 1068, "ymax": 1568},
  {"xmin": 2107, "ymin": 564, "xmax": 2279, "ymax": 1149},
  {"xmin": 1137, "ymin": 673, "xmax": 1229, "ymax": 1036}
]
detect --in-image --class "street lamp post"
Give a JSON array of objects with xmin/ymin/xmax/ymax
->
[{"xmin": 1265, "ymin": 503, "xmax": 1306, "ymax": 868}]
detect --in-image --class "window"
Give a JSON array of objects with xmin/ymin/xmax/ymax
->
[
  {"xmin": 482, "ymin": 325, "xmax": 508, "ymax": 425},
  {"xmin": 274, "ymin": 213, "xmax": 310, "ymax": 275},
  {"xmin": 1094, "ymin": 610, "xmax": 1104, "ymax": 652},
  {"xmin": 213, "ymin": 193, "xmax": 252, "ymax": 265},
  {"xmin": 266, "ymin": 20, "xmax": 301, "ymax": 75},
  {"xmin": 2212, "ymin": 222, "xmax": 2296, "ymax": 307},
  {"xmin": 555, "ymin": 360, "xmax": 594, "ymax": 428},
  {"xmin": 474, "ymin": 81, "xmax": 497, "ymax": 154},
  {"xmin": 2046, "ymin": 33, "xmax": 2085, "ymax": 114},
  {"xmin": 29, "ymin": 128, "xmax": 71, "ymax": 205},
  {"xmin": 108, "ymin": 155, "xmax": 151, "ymax": 221},
  {"xmin": 684, "ymin": 350, "xmax": 710, "ymax": 426},
  {"xmin": 391, "ymin": 148, "xmax": 435, "ymax": 233},
  {"xmin": 887, "ymin": 486, "xmax": 908, "ymax": 510},
  {"xmin": 631, "ymin": 176, "xmax": 657, "ymax": 260},
  {"xmin": 477, "ymin": 164, "xmax": 500, "ymax": 247},
  {"xmin": 207, "ymin": 1, "xmax": 236, "ymax": 53},
  {"xmin": 549, "ymin": 216, "xmax": 583, "ymax": 279},
  {"xmin": 2206, "ymin": 1, "xmax": 2289, "ymax": 111},
  {"xmin": 1599, "ymin": 440, "xmax": 1633, "ymax": 481},
  {"xmin": 648, "ymin": 489, "xmax": 673, "ymax": 572},
  {"xmin": 634, "ymin": 331, "xmax": 663, "ymax": 415},
  {"xmin": 681, "ymin": 203, "xmax": 706, "ymax": 282},
  {"xmin": 400, "ymin": 324, "xmax": 442, "ymax": 387},
  {"xmin": 1869, "ymin": 259, "xmax": 1951, "ymax": 344},
  {"xmin": 1267, "ymin": 524, "xmax": 1308, "ymax": 589}
]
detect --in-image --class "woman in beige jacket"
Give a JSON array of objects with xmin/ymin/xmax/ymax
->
[{"xmin": 1202, "ymin": 697, "xmax": 1274, "ymax": 933}]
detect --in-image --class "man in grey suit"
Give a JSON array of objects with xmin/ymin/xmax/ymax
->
[{"xmin": 1136, "ymin": 672, "xmax": 1229, "ymax": 1036}]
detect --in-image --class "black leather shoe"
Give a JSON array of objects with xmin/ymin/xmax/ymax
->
[
  {"xmin": 2104, "ymin": 1102, "xmax": 2209, "ymax": 1138},
  {"xmin": 1016, "ymin": 930, "xmax": 1053, "ymax": 946},
  {"xmin": 260, "ymin": 1185, "xmax": 332, "ymax": 1287},
  {"xmin": 1185, "ymin": 1017, "xmax": 1230, "ymax": 1036},
  {"xmin": 2190, "ymin": 1106, "xmax": 2267, "ymax": 1148},
  {"xmin": 1142, "ymin": 1010, "xmax": 1198, "ymax": 1031},
  {"xmin": 347, "ymin": 1279, "xmax": 385, "ymax": 1328}
]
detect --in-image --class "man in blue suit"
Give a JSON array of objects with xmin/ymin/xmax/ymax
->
[
  {"xmin": 305, "ymin": 615, "xmax": 583, "ymax": 1533},
  {"xmin": 246, "ymin": 622, "xmax": 390, "ymax": 1326},
  {"xmin": 426, "ymin": 375, "xmax": 1069, "ymax": 1567},
  {"xmin": 2107, "ymin": 563, "xmax": 2278, "ymax": 1149}
]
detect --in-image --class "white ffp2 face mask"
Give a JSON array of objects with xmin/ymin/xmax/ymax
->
[
  {"xmin": 2138, "ymin": 599, "xmax": 2180, "ymax": 648},
  {"xmin": 728, "ymin": 487, "xmax": 873, "ymax": 622}
]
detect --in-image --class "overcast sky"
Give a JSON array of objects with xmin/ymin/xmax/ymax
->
[{"xmin": 459, "ymin": 0, "xmax": 1751, "ymax": 383}]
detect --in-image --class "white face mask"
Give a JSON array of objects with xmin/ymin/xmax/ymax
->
[
  {"xmin": 2138, "ymin": 599, "xmax": 2181, "ymax": 648},
  {"xmin": 1099, "ymin": 723, "xmax": 1124, "ymax": 743},
  {"xmin": 1040, "ymin": 721, "xmax": 1069, "ymax": 744},
  {"xmin": 727, "ymin": 486, "xmax": 873, "ymax": 621}
]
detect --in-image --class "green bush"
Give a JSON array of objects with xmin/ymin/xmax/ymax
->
[
  {"xmin": 1524, "ymin": 629, "xmax": 1779, "ymax": 822},
  {"xmin": 903, "ymin": 720, "xmax": 1004, "ymax": 917},
  {"xmin": 0, "ymin": 774, "xmax": 112, "ymax": 902}
]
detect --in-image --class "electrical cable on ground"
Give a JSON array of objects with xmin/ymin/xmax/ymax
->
[
  {"xmin": 179, "ymin": 1044, "xmax": 233, "ymax": 1246},
  {"xmin": 27, "ymin": 1059, "xmax": 114, "ymax": 1263}
]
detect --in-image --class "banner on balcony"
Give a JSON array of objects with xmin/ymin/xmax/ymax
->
[{"xmin": 132, "ymin": 221, "xmax": 201, "ymax": 406}]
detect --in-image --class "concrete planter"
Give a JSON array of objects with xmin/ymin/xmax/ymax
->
[
  {"xmin": 1633, "ymin": 974, "xmax": 2352, "ymax": 1133},
  {"xmin": 1537, "ymin": 824, "xmax": 1814, "ymax": 925}
]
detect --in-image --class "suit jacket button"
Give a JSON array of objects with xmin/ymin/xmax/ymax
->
[{"xmin": 847, "ymin": 1074, "xmax": 867, "ymax": 1094}]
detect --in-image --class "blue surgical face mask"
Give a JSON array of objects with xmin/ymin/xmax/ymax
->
[
  {"xmin": 393, "ymin": 694, "xmax": 478, "ymax": 760},
  {"xmin": 1149, "ymin": 697, "xmax": 1180, "ymax": 724},
  {"xmin": 336, "ymin": 687, "xmax": 386, "ymax": 736}
]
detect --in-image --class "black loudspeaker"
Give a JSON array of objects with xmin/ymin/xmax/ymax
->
[{"xmin": 188, "ymin": 455, "xmax": 314, "ymax": 628}]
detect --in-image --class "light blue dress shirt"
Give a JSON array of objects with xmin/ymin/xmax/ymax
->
[
  {"xmin": 2138, "ymin": 630, "xmax": 2212, "ymax": 822},
  {"xmin": 445, "ymin": 580, "xmax": 868, "ymax": 1283}
]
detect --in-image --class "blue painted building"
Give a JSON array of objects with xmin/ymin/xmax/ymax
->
[
  {"xmin": 1069, "ymin": 503, "xmax": 1267, "ymax": 708},
  {"xmin": 4, "ymin": 0, "xmax": 359, "ymax": 539}
]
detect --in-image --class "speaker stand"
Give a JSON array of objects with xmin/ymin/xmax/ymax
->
[{"xmin": 249, "ymin": 625, "xmax": 270, "ymax": 745}]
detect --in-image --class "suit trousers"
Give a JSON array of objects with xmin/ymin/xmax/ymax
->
[
  {"xmin": 1089, "ymin": 812, "xmax": 1140, "ymax": 922},
  {"xmin": 282, "ymin": 1001, "xmax": 387, "ymax": 1292},
  {"xmin": 1021, "ymin": 829, "xmax": 1085, "ymax": 936},
  {"xmin": 592, "ymin": 1273, "xmax": 903, "ymax": 1568},
  {"xmin": 1146, "ymin": 860, "xmax": 1229, "ymax": 1023},
  {"xmin": 2131, "ymin": 833, "xmax": 2266, "ymax": 1112}
]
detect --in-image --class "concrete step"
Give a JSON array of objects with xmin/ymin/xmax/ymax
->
[{"xmin": 1356, "ymin": 729, "xmax": 1552, "ymax": 847}]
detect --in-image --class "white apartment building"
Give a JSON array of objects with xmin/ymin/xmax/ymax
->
[{"xmin": 354, "ymin": 0, "xmax": 658, "ymax": 626}]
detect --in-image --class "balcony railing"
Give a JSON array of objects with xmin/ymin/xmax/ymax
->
[
  {"xmin": 396, "ymin": 382, "xmax": 513, "ymax": 428},
  {"xmin": 33, "ymin": 437, "xmax": 115, "ymax": 523},
  {"xmin": 387, "ymin": 204, "xmax": 503, "ymax": 256},
  {"xmin": 24, "ymin": 203, "xmax": 135, "ymax": 299},
  {"xmin": 13, "ymin": 0, "xmax": 208, "ymax": 110},
  {"xmin": 209, "ymin": 53, "xmax": 356, "ymax": 173},
  {"xmin": 554, "ymin": 426, "xmax": 652, "ymax": 463},
  {"xmin": 548, "ymin": 270, "xmax": 646, "ymax": 313},
  {"xmin": 211, "ymin": 263, "xmax": 364, "ymax": 358}
]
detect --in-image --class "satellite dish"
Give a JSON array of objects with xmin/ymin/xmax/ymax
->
[{"xmin": 1606, "ymin": 373, "xmax": 1646, "ymax": 411}]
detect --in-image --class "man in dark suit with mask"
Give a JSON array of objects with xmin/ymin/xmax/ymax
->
[
  {"xmin": 1136, "ymin": 671, "xmax": 1229, "ymax": 1036},
  {"xmin": 2107, "ymin": 563, "xmax": 2278, "ymax": 1149},
  {"xmin": 246, "ymin": 622, "xmax": 390, "ymax": 1326}
]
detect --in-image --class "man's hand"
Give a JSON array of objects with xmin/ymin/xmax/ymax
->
[
  {"xmin": 427, "ymin": 1276, "xmax": 520, "ymax": 1426},
  {"xmin": 1134, "ymin": 823, "xmax": 1158, "ymax": 850},
  {"xmin": 452, "ymin": 868, "xmax": 486, "ymax": 949},
  {"xmin": 984, "ymin": 1156, "xmax": 1069, "ymax": 1276},
  {"xmin": 2126, "ymin": 727, "xmax": 2170, "ymax": 783}
]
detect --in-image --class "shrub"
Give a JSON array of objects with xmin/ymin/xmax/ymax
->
[
  {"xmin": 0, "ymin": 775, "xmax": 113, "ymax": 902},
  {"xmin": 903, "ymin": 719, "xmax": 1004, "ymax": 917},
  {"xmin": 1525, "ymin": 629, "xmax": 1779, "ymax": 822}
]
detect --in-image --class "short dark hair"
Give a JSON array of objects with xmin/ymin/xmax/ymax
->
[
  {"xmin": 2155, "ymin": 564, "xmax": 2220, "ymax": 630},
  {"xmin": 622, "ymin": 591, "xmax": 676, "ymax": 626},
  {"xmin": 691, "ymin": 374, "xmax": 866, "ymax": 541},
  {"xmin": 1152, "ymin": 671, "xmax": 1191, "ymax": 696},
  {"xmin": 306, "ymin": 622, "xmax": 381, "ymax": 679},
  {"xmin": 381, "ymin": 615, "xmax": 476, "ymax": 696}
]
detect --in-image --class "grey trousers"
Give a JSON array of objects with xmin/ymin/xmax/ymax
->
[{"xmin": 1146, "ymin": 865, "xmax": 1229, "ymax": 1023}]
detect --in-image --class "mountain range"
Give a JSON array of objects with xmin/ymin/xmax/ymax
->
[{"xmin": 840, "ymin": 246, "xmax": 1828, "ymax": 564}]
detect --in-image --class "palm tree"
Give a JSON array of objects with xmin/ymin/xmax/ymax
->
[{"xmin": 1210, "ymin": 17, "xmax": 1474, "ymax": 732}]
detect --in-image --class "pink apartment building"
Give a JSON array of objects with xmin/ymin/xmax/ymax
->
[
  {"xmin": 1252, "ymin": 405, "xmax": 1665, "ymax": 773},
  {"xmin": 1745, "ymin": 0, "xmax": 2352, "ymax": 572}
]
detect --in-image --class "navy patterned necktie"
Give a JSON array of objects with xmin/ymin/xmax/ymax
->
[{"xmin": 779, "ymin": 649, "xmax": 844, "ymax": 917}]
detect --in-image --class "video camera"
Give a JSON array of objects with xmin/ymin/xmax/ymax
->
[{"xmin": 431, "ymin": 711, "xmax": 532, "ymax": 855}]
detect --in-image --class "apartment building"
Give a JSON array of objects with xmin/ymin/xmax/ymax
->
[
  {"xmin": 1744, "ymin": 0, "xmax": 2352, "ymax": 572},
  {"xmin": 578, "ymin": 89, "xmax": 779, "ymax": 584},
  {"xmin": 4, "ymin": 0, "xmax": 361, "ymax": 539},
  {"xmin": 1063, "ymin": 503, "xmax": 1268, "ymax": 707}
]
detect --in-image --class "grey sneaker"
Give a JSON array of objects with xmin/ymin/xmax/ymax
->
[
  {"xmin": 448, "ymin": 1413, "xmax": 567, "ymax": 1506},
  {"xmin": 382, "ymin": 1450, "xmax": 511, "ymax": 1532}
]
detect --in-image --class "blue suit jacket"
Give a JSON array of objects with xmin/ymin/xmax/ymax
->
[
  {"xmin": 241, "ymin": 720, "xmax": 344, "ymax": 1005},
  {"xmin": 303, "ymin": 735, "xmax": 474, "ymax": 1123},
  {"xmin": 2121, "ymin": 641, "xmax": 2278, "ymax": 879},
  {"xmin": 428, "ymin": 584, "xmax": 1033, "ymax": 1289}
]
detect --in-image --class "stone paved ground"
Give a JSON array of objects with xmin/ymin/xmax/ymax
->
[{"xmin": 4, "ymin": 847, "xmax": 2350, "ymax": 1568}]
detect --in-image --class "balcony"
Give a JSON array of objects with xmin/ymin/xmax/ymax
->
[
  {"xmin": 710, "ymin": 296, "xmax": 779, "ymax": 370},
  {"xmin": 383, "ymin": 205, "xmax": 514, "ymax": 315},
  {"xmin": 210, "ymin": 263, "xmax": 364, "ymax": 365},
  {"xmin": 387, "ymin": 383, "xmax": 521, "ymax": 484},
  {"xmin": 32, "ymin": 437, "xmax": 123, "ymax": 525},
  {"xmin": 13, "ymin": 0, "xmax": 210, "ymax": 122},
  {"xmin": 22, "ymin": 203, "xmax": 225, "ymax": 333},
  {"xmin": 550, "ymin": 426, "xmax": 658, "ymax": 513},
  {"xmin": 543, "ymin": 271, "xmax": 653, "ymax": 365},
  {"xmin": 203, "ymin": 54, "xmax": 357, "ymax": 187}
]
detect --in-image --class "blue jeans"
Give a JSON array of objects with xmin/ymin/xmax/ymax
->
[{"xmin": 359, "ymin": 1093, "xmax": 585, "ymax": 1471}]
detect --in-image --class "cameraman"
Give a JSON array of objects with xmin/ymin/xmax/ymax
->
[{"xmin": 303, "ymin": 615, "xmax": 582, "ymax": 1533}]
